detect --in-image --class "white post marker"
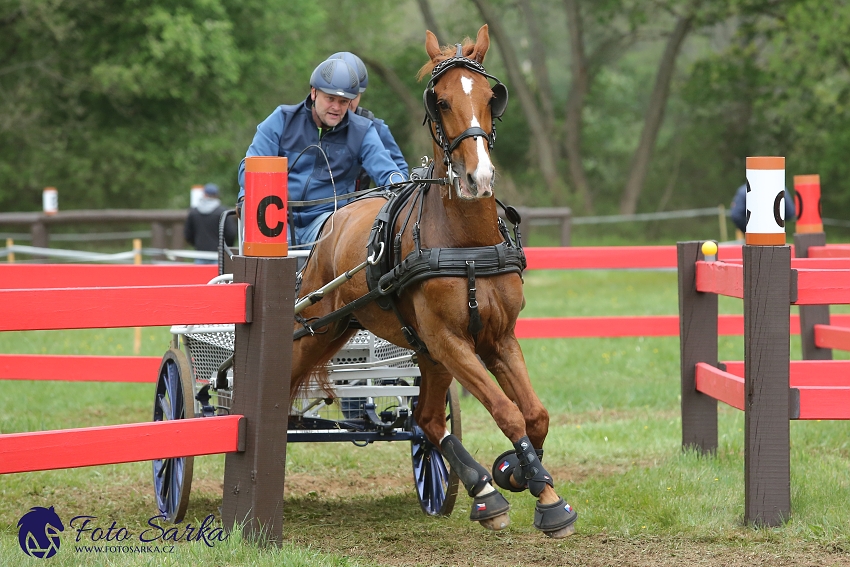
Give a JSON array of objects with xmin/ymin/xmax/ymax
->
[
  {"xmin": 745, "ymin": 156, "xmax": 786, "ymax": 245},
  {"xmin": 42, "ymin": 187, "xmax": 58, "ymax": 215},
  {"xmin": 190, "ymin": 185, "xmax": 204, "ymax": 209}
]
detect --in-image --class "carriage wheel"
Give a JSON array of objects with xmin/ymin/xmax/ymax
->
[
  {"xmin": 152, "ymin": 348, "xmax": 195, "ymax": 523},
  {"xmin": 410, "ymin": 380, "xmax": 461, "ymax": 516}
]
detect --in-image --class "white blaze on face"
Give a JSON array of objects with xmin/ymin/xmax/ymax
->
[{"xmin": 460, "ymin": 75, "xmax": 494, "ymax": 195}]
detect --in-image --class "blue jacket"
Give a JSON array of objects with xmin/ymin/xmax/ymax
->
[
  {"xmin": 238, "ymin": 95, "xmax": 406, "ymax": 229},
  {"xmin": 355, "ymin": 106, "xmax": 408, "ymax": 173},
  {"xmin": 730, "ymin": 184, "xmax": 796, "ymax": 233}
]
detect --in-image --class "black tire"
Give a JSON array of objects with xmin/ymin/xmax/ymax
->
[
  {"xmin": 152, "ymin": 348, "xmax": 195, "ymax": 523},
  {"xmin": 411, "ymin": 379, "xmax": 461, "ymax": 516}
]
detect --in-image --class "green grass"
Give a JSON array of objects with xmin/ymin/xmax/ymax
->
[{"xmin": 2, "ymin": 265, "xmax": 850, "ymax": 564}]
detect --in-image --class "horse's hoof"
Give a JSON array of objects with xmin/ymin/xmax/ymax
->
[
  {"xmin": 469, "ymin": 490, "xmax": 511, "ymax": 523},
  {"xmin": 534, "ymin": 498, "xmax": 577, "ymax": 535},
  {"xmin": 479, "ymin": 512, "xmax": 510, "ymax": 531},
  {"xmin": 543, "ymin": 523, "xmax": 576, "ymax": 539}
]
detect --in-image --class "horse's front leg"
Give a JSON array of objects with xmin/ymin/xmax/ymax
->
[
  {"xmin": 482, "ymin": 336, "xmax": 578, "ymax": 538},
  {"xmin": 415, "ymin": 356, "xmax": 511, "ymax": 531}
]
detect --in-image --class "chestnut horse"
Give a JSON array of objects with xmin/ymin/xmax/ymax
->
[{"xmin": 290, "ymin": 25, "xmax": 577, "ymax": 538}]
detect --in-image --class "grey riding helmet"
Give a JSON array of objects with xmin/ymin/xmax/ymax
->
[
  {"xmin": 309, "ymin": 59, "xmax": 360, "ymax": 100},
  {"xmin": 327, "ymin": 52, "xmax": 368, "ymax": 92}
]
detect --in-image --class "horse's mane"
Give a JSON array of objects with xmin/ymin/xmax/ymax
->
[{"xmin": 416, "ymin": 37, "xmax": 477, "ymax": 82}]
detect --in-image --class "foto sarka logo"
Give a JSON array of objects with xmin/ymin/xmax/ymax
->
[
  {"xmin": 17, "ymin": 506, "xmax": 65, "ymax": 559},
  {"xmin": 15, "ymin": 505, "xmax": 228, "ymax": 558}
]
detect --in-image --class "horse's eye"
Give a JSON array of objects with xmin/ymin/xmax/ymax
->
[{"xmin": 437, "ymin": 100, "xmax": 450, "ymax": 111}]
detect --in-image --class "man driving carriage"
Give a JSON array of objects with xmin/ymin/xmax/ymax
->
[{"xmin": 237, "ymin": 57, "xmax": 408, "ymax": 248}]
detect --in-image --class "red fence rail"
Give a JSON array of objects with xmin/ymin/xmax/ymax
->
[
  {"xmin": 0, "ymin": 354, "xmax": 160, "ymax": 382},
  {"xmin": 0, "ymin": 284, "xmax": 249, "ymax": 331},
  {"xmin": 0, "ymin": 264, "xmax": 217, "ymax": 289},
  {"xmin": 0, "ymin": 415, "xmax": 244, "ymax": 474}
]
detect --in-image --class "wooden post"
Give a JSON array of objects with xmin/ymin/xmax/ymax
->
[
  {"xmin": 6, "ymin": 238, "xmax": 13, "ymax": 263},
  {"xmin": 718, "ymin": 204, "xmax": 728, "ymax": 242},
  {"xmin": 794, "ymin": 232, "xmax": 832, "ymax": 360},
  {"xmin": 170, "ymin": 220, "xmax": 185, "ymax": 251},
  {"xmin": 221, "ymin": 255, "xmax": 295, "ymax": 545},
  {"xmin": 677, "ymin": 241, "xmax": 718, "ymax": 454},
  {"xmin": 151, "ymin": 222, "xmax": 166, "ymax": 261},
  {"xmin": 793, "ymin": 174, "xmax": 830, "ymax": 361},
  {"xmin": 30, "ymin": 221, "xmax": 49, "ymax": 262},
  {"xmin": 743, "ymin": 244, "xmax": 791, "ymax": 526},
  {"xmin": 560, "ymin": 209, "xmax": 572, "ymax": 247}
]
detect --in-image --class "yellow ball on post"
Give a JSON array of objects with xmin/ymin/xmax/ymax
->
[{"xmin": 701, "ymin": 241, "xmax": 718, "ymax": 256}]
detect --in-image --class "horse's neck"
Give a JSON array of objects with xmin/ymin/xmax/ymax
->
[{"xmin": 421, "ymin": 180, "xmax": 503, "ymax": 249}]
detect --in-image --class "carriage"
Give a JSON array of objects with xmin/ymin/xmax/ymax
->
[{"xmin": 151, "ymin": 258, "xmax": 461, "ymax": 523}]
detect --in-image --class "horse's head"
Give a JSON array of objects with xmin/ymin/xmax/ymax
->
[{"xmin": 419, "ymin": 25, "xmax": 508, "ymax": 201}]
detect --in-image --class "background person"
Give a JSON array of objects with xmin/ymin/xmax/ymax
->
[
  {"xmin": 184, "ymin": 183, "xmax": 237, "ymax": 264},
  {"xmin": 730, "ymin": 183, "xmax": 796, "ymax": 236},
  {"xmin": 326, "ymin": 51, "xmax": 409, "ymax": 190},
  {"xmin": 237, "ymin": 58, "xmax": 406, "ymax": 248}
]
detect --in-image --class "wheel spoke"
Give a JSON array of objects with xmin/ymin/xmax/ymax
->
[{"xmin": 158, "ymin": 393, "xmax": 173, "ymax": 422}]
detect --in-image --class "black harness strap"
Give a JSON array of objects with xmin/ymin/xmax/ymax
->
[
  {"xmin": 294, "ymin": 285, "xmax": 384, "ymax": 341},
  {"xmin": 466, "ymin": 260, "xmax": 483, "ymax": 336}
]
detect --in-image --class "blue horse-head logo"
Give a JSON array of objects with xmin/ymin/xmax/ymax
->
[{"xmin": 17, "ymin": 506, "xmax": 64, "ymax": 559}]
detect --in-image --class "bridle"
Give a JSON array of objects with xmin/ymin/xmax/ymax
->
[{"xmin": 422, "ymin": 44, "xmax": 509, "ymax": 192}]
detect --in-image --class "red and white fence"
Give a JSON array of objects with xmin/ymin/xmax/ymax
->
[{"xmin": 0, "ymin": 257, "xmax": 296, "ymax": 544}]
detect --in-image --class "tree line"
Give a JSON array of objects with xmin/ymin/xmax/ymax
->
[{"xmin": 2, "ymin": 0, "xmax": 849, "ymax": 221}]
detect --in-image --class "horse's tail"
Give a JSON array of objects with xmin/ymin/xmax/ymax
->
[{"xmin": 289, "ymin": 329, "xmax": 357, "ymax": 403}]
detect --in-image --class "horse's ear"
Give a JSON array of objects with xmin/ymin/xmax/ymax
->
[
  {"xmin": 472, "ymin": 24, "xmax": 490, "ymax": 63},
  {"xmin": 425, "ymin": 30, "xmax": 441, "ymax": 61}
]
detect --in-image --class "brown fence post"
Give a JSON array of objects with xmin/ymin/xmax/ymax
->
[
  {"xmin": 560, "ymin": 209, "xmax": 572, "ymax": 247},
  {"xmin": 221, "ymin": 255, "xmax": 295, "ymax": 545},
  {"xmin": 677, "ymin": 241, "xmax": 718, "ymax": 454},
  {"xmin": 170, "ymin": 220, "xmax": 185, "ymax": 250},
  {"xmin": 794, "ymin": 231, "xmax": 832, "ymax": 360},
  {"xmin": 743, "ymin": 244, "xmax": 791, "ymax": 526},
  {"xmin": 151, "ymin": 222, "xmax": 167, "ymax": 261},
  {"xmin": 30, "ymin": 220, "xmax": 49, "ymax": 262}
]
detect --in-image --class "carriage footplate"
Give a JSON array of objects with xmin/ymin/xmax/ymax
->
[
  {"xmin": 364, "ymin": 403, "xmax": 408, "ymax": 433},
  {"xmin": 534, "ymin": 498, "xmax": 577, "ymax": 536}
]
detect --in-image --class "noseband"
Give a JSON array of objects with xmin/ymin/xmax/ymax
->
[{"xmin": 422, "ymin": 45, "xmax": 509, "ymax": 191}]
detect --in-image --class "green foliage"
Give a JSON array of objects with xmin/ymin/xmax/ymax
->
[
  {"xmin": 0, "ymin": 0, "xmax": 325, "ymax": 211},
  {"xmin": 3, "ymin": 0, "xmax": 850, "ymax": 226}
]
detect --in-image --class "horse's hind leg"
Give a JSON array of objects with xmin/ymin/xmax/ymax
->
[
  {"xmin": 483, "ymin": 337, "xmax": 577, "ymax": 538},
  {"xmin": 290, "ymin": 321, "xmax": 355, "ymax": 399},
  {"xmin": 415, "ymin": 358, "xmax": 511, "ymax": 531}
]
